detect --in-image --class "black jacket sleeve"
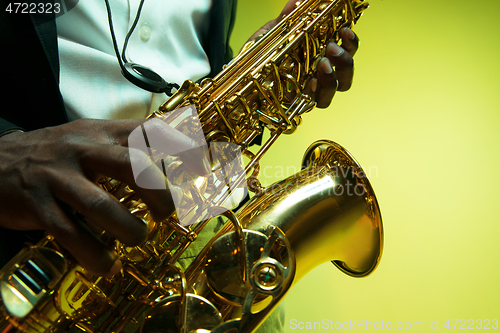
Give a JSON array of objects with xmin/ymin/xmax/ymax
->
[{"xmin": 0, "ymin": 3, "xmax": 67, "ymax": 134}]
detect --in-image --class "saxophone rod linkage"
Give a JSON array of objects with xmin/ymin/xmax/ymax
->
[{"xmin": 198, "ymin": 1, "xmax": 336, "ymax": 103}]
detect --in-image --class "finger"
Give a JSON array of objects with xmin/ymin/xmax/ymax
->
[
  {"xmin": 339, "ymin": 28, "xmax": 359, "ymax": 57},
  {"xmin": 316, "ymin": 57, "xmax": 338, "ymax": 108},
  {"xmin": 51, "ymin": 171, "xmax": 149, "ymax": 246},
  {"xmin": 302, "ymin": 76, "xmax": 318, "ymax": 102},
  {"xmin": 130, "ymin": 119, "xmax": 211, "ymax": 176},
  {"xmin": 245, "ymin": 0, "xmax": 301, "ymax": 42},
  {"xmin": 89, "ymin": 120, "xmax": 207, "ymax": 221},
  {"xmin": 132, "ymin": 161, "xmax": 180, "ymax": 222},
  {"xmin": 325, "ymin": 41, "xmax": 354, "ymax": 92},
  {"xmin": 96, "ymin": 118, "xmax": 209, "ymax": 177},
  {"xmin": 280, "ymin": 0, "xmax": 301, "ymax": 17},
  {"xmin": 40, "ymin": 199, "xmax": 122, "ymax": 277},
  {"xmin": 80, "ymin": 144, "xmax": 177, "ymax": 222},
  {"xmin": 91, "ymin": 118, "xmax": 145, "ymax": 146}
]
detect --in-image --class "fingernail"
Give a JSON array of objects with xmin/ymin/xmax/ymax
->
[
  {"xmin": 344, "ymin": 27, "xmax": 355, "ymax": 40},
  {"xmin": 177, "ymin": 146, "xmax": 211, "ymax": 176},
  {"xmin": 328, "ymin": 42, "xmax": 344, "ymax": 57},
  {"xmin": 320, "ymin": 58, "xmax": 333, "ymax": 74},
  {"xmin": 169, "ymin": 183, "xmax": 184, "ymax": 204},
  {"xmin": 107, "ymin": 259, "xmax": 122, "ymax": 277},
  {"xmin": 202, "ymin": 151, "xmax": 212, "ymax": 175},
  {"xmin": 310, "ymin": 78, "xmax": 318, "ymax": 93}
]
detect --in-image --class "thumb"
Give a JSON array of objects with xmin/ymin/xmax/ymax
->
[
  {"xmin": 280, "ymin": 0, "xmax": 301, "ymax": 18},
  {"xmin": 245, "ymin": 0, "xmax": 302, "ymax": 43}
]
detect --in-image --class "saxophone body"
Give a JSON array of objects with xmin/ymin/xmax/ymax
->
[{"xmin": 0, "ymin": 1, "xmax": 382, "ymax": 332}]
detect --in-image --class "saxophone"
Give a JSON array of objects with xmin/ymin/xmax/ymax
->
[{"xmin": 0, "ymin": 1, "xmax": 383, "ymax": 332}]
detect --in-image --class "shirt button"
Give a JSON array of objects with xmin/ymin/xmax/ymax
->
[{"xmin": 140, "ymin": 25, "xmax": 151, "ymax": 42}]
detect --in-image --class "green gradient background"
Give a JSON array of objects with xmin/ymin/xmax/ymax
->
[{"xmin": 230, "ymin": 0, "xmax": 500, "ymax": 331}]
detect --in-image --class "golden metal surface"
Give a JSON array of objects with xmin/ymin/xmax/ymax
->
[{"xmin": 0, "ymin": 1, "xmax": 380, "ymax": 332}]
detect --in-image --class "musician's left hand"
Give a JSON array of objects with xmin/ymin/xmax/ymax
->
[{"xmin": 246, "ymin": 0, "xmax": 359, "ymax": 108}]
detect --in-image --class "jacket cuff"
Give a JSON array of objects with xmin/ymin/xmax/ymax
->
[
  {"xmin": 0, "ymin": 128, "xmax": 24, "ymax": 138},
  {"xmin": 0, "ymin": 118, "xmax": 25, "ymax": 137}
]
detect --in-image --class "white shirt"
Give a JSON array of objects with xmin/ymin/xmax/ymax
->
[{"xmin": 56, "ymin": 0, "xmax": 212, "ymax": 121}]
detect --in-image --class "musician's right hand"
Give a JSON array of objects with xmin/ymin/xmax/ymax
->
[
  {"xmin": 246, "ymin": 0, "xmax": 359, "ymax": 109},
  {"xmin": 0, "ymin": 118, "xmax": 210, "ymax": 276}
]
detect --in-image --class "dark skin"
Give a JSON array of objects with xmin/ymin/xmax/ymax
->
[
  {"xmin": 0, "ymin": 1, "xmax": 359, "ymax": 277},
  {"xmin": 249, "ymin": 0, "xmax": 359, "ymax": 108},
  {"xmin": 0, "ymin": 119, "xmax": 210, "ymax": 276}
]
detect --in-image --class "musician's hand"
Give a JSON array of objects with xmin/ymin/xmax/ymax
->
[
  {"xmin": 0, "ymin": 119, "xmax": 209, "ymax": 276},
  {"xmin": 247, "ymin": 0, "xmax": 359, "ymax": 108},
  {"xmin": 303, "ymin": 27, "xmax": 359, "ymax": 108}
]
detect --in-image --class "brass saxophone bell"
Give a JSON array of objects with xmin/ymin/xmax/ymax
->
[{"xmin": 237, "ymin": 140, "xmax": 383, "ymax": 282}]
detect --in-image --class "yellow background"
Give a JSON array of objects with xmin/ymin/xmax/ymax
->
[{"xmin": 230, "ymin": 0, "xmax": 500, "ymax": 331}]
